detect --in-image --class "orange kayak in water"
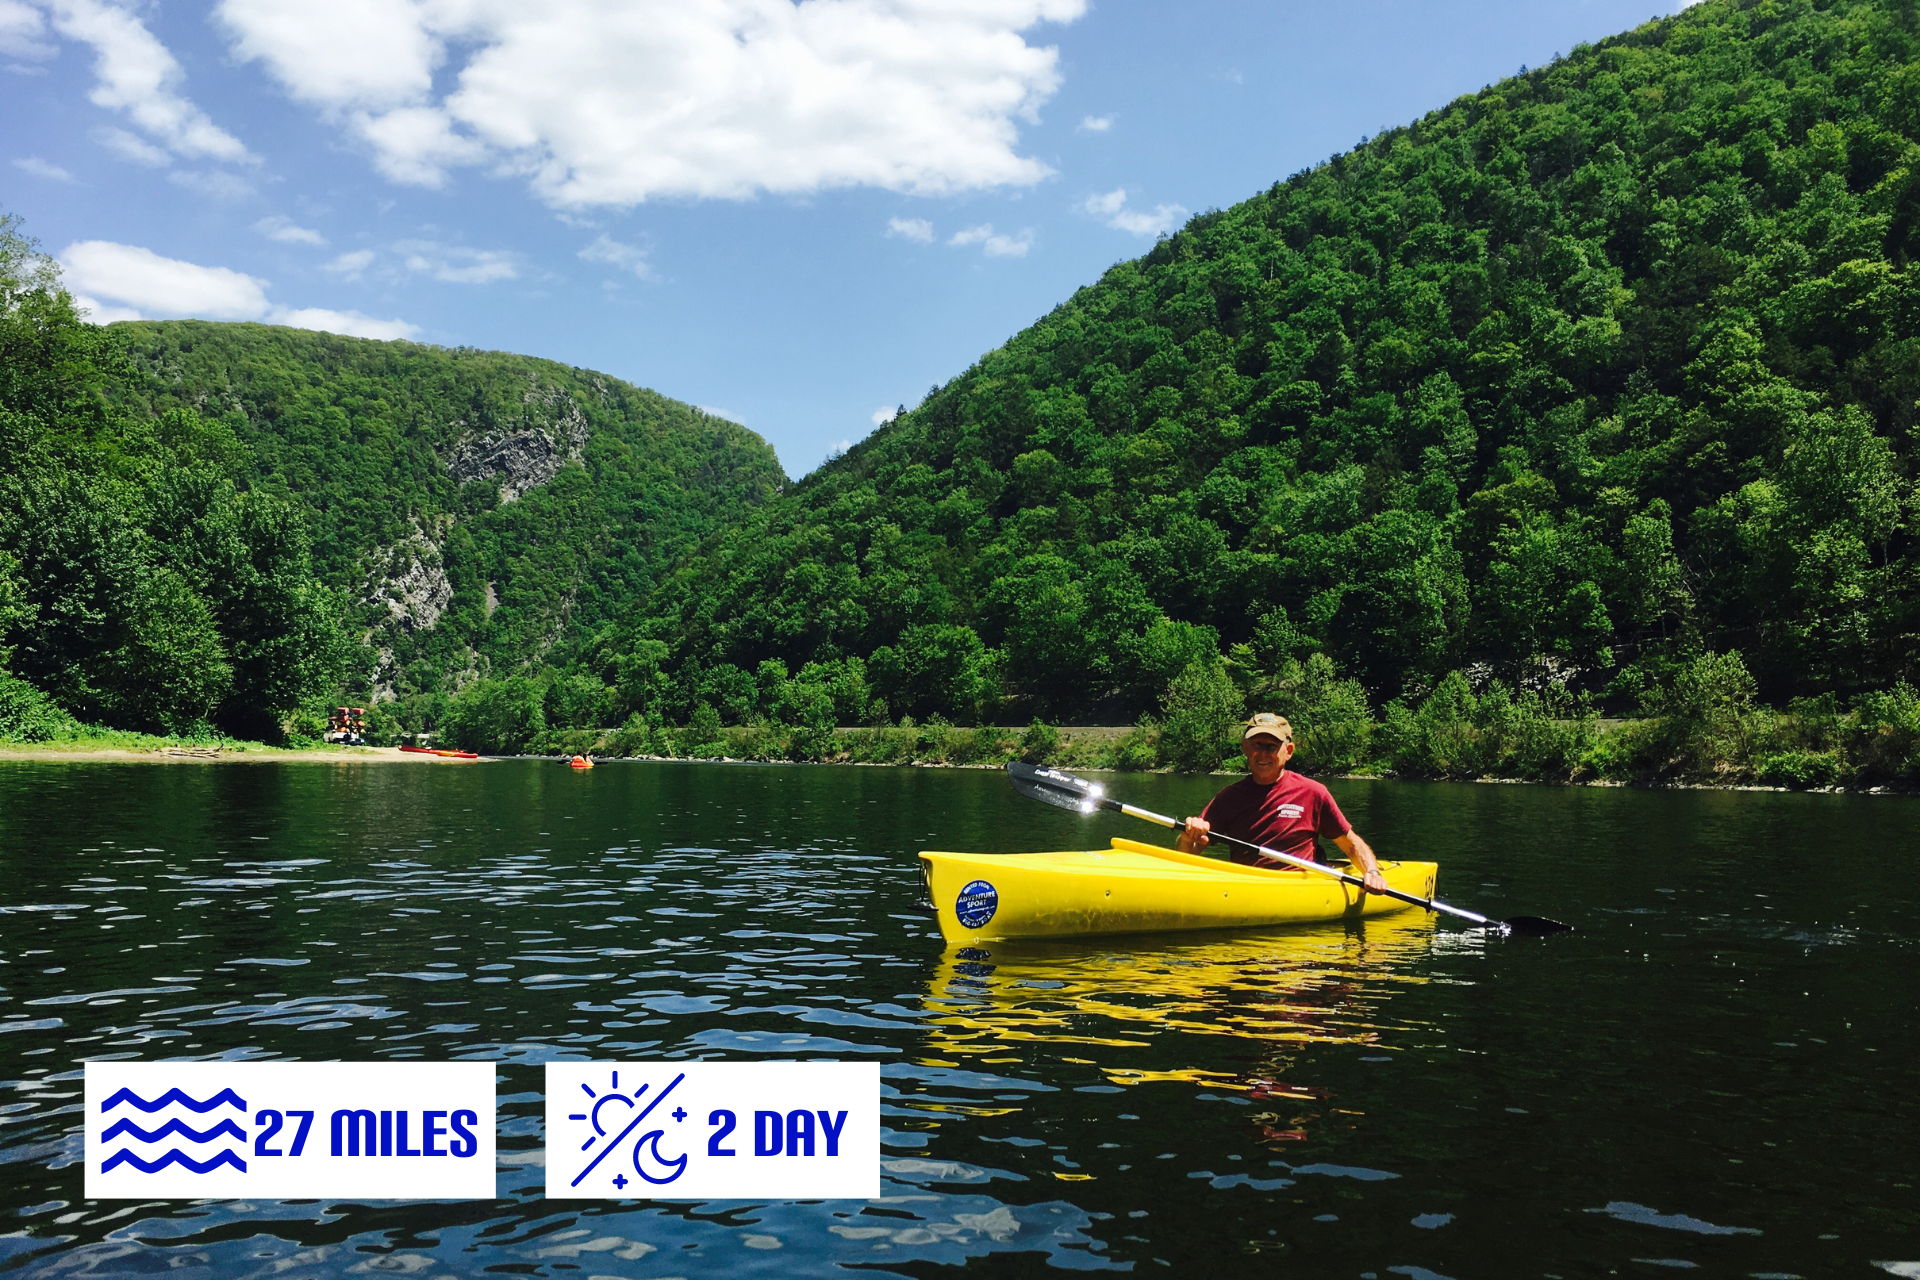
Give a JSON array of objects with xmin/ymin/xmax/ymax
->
[{"xmin": 569, "ymin": 755, "xmax": 594, "ymax": 769}]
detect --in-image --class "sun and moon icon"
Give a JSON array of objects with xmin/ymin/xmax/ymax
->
[{"xmin": 565, "ymin": 1070, "xmax": 690, "ymax": 1190}]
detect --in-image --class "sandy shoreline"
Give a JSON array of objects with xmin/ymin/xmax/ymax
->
[{"xmin": 0, "ymin": 744, "xmax": 478, "ymax": 764}]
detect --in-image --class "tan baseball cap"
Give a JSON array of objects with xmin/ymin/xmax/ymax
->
[{"xmin": 1243, "ymin": 712, "xmax": 1293, "ymax": 744}]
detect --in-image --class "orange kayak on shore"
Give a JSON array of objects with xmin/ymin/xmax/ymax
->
[{"xmin": 399, "ymin": 745, "xmax": 480, "ymax": 759}]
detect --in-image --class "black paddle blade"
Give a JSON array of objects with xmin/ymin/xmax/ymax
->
[
  {"xmin": 1006, "ymin": 761, "xmax": 1106, "ymax": 814},
  {"xmin": 1499, "ymin": 916, "xmax": 1574, "ymax": 936}
]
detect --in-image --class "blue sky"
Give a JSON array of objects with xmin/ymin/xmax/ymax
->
[{"xmin": 4, "ymin": 0, "xmax": 1689, "ymax": 477}]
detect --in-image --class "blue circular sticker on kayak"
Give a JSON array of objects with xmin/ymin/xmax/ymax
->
[{"xmin": 955, "ymin": 879, "xmax": 998, "ymax": 929}]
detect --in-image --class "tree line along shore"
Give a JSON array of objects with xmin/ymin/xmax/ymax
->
[
  {"xmin": 449, "ymin": 648, "xmax": 1920, "ymax": 791},
  {"xmin": 17, "ymin": 652, "xmax": 1898, "ymax": 793}
]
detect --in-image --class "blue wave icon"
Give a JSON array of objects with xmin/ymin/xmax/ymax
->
[
  {"xmin": 100, "ymin": 1148, "xmax": 248, "ymax": 1175},
  {"xmin": 100, "ymin": 1085, "xmax": 249, "ymax": 1177},
  {"xmin": 102, "ymin": 1118, "xmax": 247, "ymax": 1144},
  {"xmin": 100, "ymin": 1087, "xmax": 247, "ymax": 1114}
]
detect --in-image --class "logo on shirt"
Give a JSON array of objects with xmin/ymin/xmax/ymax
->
[{"xmin": 1275, "ymin": 803, "xmax": 1305, "ymax": 819}]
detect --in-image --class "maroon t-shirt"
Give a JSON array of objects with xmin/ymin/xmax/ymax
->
[{"xmin": 1200, "ymin": 770, "xmax": 1351, "ymax": 867}]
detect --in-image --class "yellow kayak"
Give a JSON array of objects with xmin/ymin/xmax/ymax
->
[{"xmin": 918, "ymin": 837, "xmax": 1437, "ymax": 943}]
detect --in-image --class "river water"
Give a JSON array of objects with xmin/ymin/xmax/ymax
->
[{"xmin": 0, "ymin": 760, "xmax": 1914, "ymax": 1278}]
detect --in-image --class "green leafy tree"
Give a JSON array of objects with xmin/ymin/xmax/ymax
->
[
  {"xmin": 0, "ymin": 671, "xmax": 71, "ymax": 742},
  {"xmin": 1260, "ymin": 653, "xmax": 1375, "ymax": 774},
  {"xmin": 444, "ymin": 677, "xmax": 548, "ymax": 753},
  {"xmin": 0, "ymin": 549, "xmax": 35, "ymax": 668},
  {"xmin": 1018, "ymin": 718, "xmax": 1060, "ymax": 763},
  {"xmin": 868, "ymin": 624, "xmax": 999, "ymax": 724},
  {"xmin": 1158, "ymin": 659, "xmax": 1245, "ymax": 773},
  {"xmin": 1, "ymin": 213, "xmax": 352, "ymax": 738}
]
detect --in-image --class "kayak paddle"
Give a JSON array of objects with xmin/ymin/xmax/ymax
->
[{"xmin": 1006, "ymin": 761, "xmax": 1571, "ymax": 936}]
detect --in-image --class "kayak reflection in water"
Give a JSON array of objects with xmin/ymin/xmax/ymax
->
[
  {"xmin": 921, "ymin": 915, "xmax": 1436, "ymax": 1106},
  {"xmin": 1176, "ymin": 713, "xmax": 1390, "ymax": 896}
]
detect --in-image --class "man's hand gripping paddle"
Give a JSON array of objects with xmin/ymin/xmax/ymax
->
[{"xmin": 1006, "ymin": 761, "xmax": 1571, "ymax": 936}]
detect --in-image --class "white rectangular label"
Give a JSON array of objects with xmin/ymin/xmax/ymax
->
[
  {"xmin": 84, "ymin": 1062, "xmax": 495, "ymax": 1199},
  {"xmin": 544, "ymin": 1061, "xmax": 879, "ymax": 1199}
]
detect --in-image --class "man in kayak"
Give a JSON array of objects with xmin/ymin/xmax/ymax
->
[{"xmin": 1176, "ymin": 713, "xmax": 1389, "ymax": 893}]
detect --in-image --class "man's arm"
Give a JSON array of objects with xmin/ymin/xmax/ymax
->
[
  {"xmin": 1331, "ymin": 830, "xmax": 1389, "ymax": 894},
  {"xmin": 1177, "ymin": 816, "xmax": 1211, "ymax": 853}
]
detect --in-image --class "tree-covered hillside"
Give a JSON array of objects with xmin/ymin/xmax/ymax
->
[
  {"xmin": 622, "ymin": 0, "xmax": 1920, "ymax": 730},
  {"xmin": 109, "ymin": 322, "xmax": 783, "ymax": 728},
  {"xmin": 1, "ymin": 219, "xmax": 346, "ymax": 739},
  {"xmin": 0, "ymin": 220, "xmax": 785, "ymax": 741}
]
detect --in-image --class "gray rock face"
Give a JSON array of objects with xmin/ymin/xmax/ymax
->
[
  {"xmin": 444, "ymin": 381, "xmax": 591, "ymax": 503},
  {"xmin": 363, "ymin": 524, "xmax": 453, "ymax": 634}
]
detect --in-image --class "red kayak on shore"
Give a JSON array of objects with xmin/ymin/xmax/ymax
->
[{"xmin": 399, "ymin": 745, "xmax": 480, "ymax": 759}]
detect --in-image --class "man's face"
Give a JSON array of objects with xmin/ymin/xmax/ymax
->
[{"xmin": 1242, "ymin": 733, "xmax": 1293, "ymax": 782}]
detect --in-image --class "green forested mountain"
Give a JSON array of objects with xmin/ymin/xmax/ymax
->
[
  {"xmin": 110, "ymin": 322, "xmax": 783, "ymax": 726},
  {"xmin": 0, "ymin": 221, "xmax": 783, "ymax": 740},
  {"xmin": 619, "ymin": 0, "xmax": 1920, "ymax": 730}
]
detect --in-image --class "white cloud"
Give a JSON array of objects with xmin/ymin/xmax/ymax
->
[
  {"xmin": 871, "ymin": 405, "xmax": 898, "ymax": 426},
  {"xmin": 167, "ymin": 168, "xmax": 255, "ymax": 200},
  {"xmin": 216, "ymin": 0, "xmax": 1086, "ymax": 206},
  {"xmin": 1109, "ymin": 205, "xmax": 1184, "ymax": 237},
  {"xmin": 1079, "ymin": 114, "xmax": 1111, "ymax": 132},
  {"xmin": 71, "ymin": 295, "xmax": 142, "ymax": 323},
  {"xmin": 0, "ymin": 0, "xmax": 54, "ymax": 60},
  {"xmin": 949, "ymin": 222, "xmax": 1032, "ymax": 258},
  {"xmin": 323, "ymin": 248, "xmax": 376, "ymax": 278},
  {"xmin": 218, "ymin": 0, "xmax": 439, "ymax": 108},
  {"xmin": 394, "ymin": 239, "xmax": 516, "ymax": 284},
  {"xmin": 269, "ymin": 307, "xmax": 420, "ymax": 340},
  {"xmin": 355, "ymin": 103, "xmax": 487, "ymax": 186},
  {"xmin": 1082, "ymin": 187, "xmax": 1185, "ymax": 237},
  {"xmin": 95, "ymin": 125, "xmax": 169, "ymax": 166},
  {"xmin": 57, "ymin": 239, "xmax": 417, "ymax": 339},
  {"xmin": 49, "ymin": 0, "xmax": 253, "ymax": 164},
  {"xmin": 578, "ymin": 233, "xmax": 653, "ymax": 278},
  {"xmin": 14, "ymin": 155, "xmax": 76, "ymax": 182},
  {"xmin": 61, "ymin": 239, "xmax": 270, "ymax": 319},
  {"xmin": 887, "ymin": 216, "xmax": 933, "ymax": 243},
  {"xmin": 699, "ymin": 405, "xmax": 745, "ymax": 424},
  {"xmin": 256, "ymin": 215, "xmax": 325, "ymax": 245}
]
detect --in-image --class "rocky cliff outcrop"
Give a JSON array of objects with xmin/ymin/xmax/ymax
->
[
  {"xmin": 444, "ymin": 380, "xmax": 592, "ymax": 503},
  {"xmin": 362, "ymin": 521, "xmax": 454, "ymax": 634}
]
